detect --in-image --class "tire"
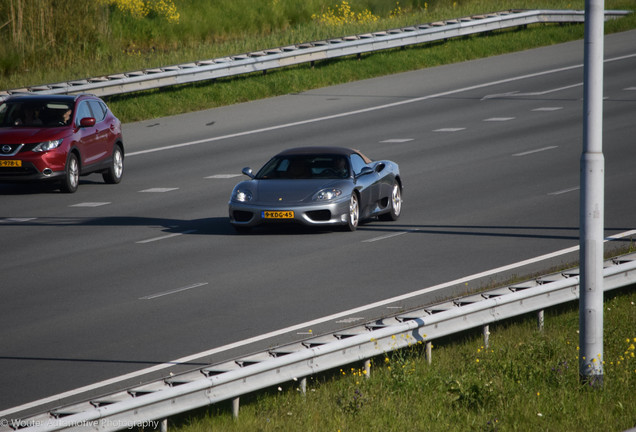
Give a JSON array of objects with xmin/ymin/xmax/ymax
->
[
  {"xmin": 60, "ymin": 153, "xmax": 79, "ymax": 193},
  {"xmin": 102, "ymin": 145, "xmax": 124, "ymax": 184},
  {"xmin": 345, "ymin": 192, "xmax": 359, "ymax": 231},
  {"xmin": 379, "ymin": 181, "xmax": 402, "ymax": 221}
]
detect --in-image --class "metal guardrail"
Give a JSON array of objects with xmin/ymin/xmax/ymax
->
[
  {"xmin": 5, "ymin": 252, "xmax": 636, "ymax": 432},
  {"xmin": 0, "ymin": 9, "xmax": 630, "ymax": 100}
]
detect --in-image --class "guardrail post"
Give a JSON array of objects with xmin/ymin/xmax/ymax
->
[
  {"xmin": 232, "ymin": 397, "xmax": 240, "ymax": 419},
  {"xmin": 160, "ymin": 419, "xmax": 167, "ymax": 432},
  {"xmin": 300, "ymin": 377, "xmax": 307, "ymax": 395},
  {"xmin": 483, "ymin": 325, "xmax": 490, "ymax": 348},
  {"xmin": 537, "ymin": 310, "xmax": 545, "ymax": 331},
  {"xmin": 364, "ymin": 359, "xmax": 371, "ymax": 379},
  {"xmin": 426, "ymin": 341, "xmax": 432, "ymax": 364}
]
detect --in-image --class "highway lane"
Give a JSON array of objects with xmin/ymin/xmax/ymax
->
[{"xmin": 1, "ymin": 30, "xmax": 635, "ymax": 415}]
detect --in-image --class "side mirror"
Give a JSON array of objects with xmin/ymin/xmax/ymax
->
[
  {"xmin": 242, "ymin": 167, "xmax": 255, "ymax": 179},
  {"xmin": 79, "ymin": 117, "xmax": 96, "ymax": 127},
  {"xmin": 357, "ymin": 166, "xmax": 374, "ymax": 177}
]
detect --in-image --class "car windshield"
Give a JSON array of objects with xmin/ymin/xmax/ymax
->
[
  {"xmin": 0, "ymin": 100, "xmax": 73, "ymax": 128},
  {"xmin": 255, "ymin": 154, "xmax": 350, "ymax": 180}
]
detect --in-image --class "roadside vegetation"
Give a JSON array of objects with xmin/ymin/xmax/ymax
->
[
  {"xmin": 171, "ymin": 289, "xmax": 635, "ymax": 431},
  {"xmin": 1, "ymin": 1, "xmax": 635, "ymax": 122}
]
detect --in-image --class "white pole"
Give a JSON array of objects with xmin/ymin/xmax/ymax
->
[{"xmin": 579, "ymin": 0, "xmax": 605, "ymax": 387}]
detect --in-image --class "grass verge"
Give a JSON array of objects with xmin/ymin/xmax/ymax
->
[{"xmin": 168, "ymin": 288, "xmax": 635, "ymax": 431}]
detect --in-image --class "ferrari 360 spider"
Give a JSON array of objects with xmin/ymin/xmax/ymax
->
[{"xmin": 228, "ymin": 146, "xmax": 402, "ymax": 232}]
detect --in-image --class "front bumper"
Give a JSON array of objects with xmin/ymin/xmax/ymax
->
[
  {"xmin": 0, "ymin": 150, "xmax": 67, "ymax": 182},
  {"xmin": 0, "ymin": 161, "xmax": 65, "ymax": 182},
  {"xmin": 228, "ymin": 199, "xmax": 351, "ymax": 228}
]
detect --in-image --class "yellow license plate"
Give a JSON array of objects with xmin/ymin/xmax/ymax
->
[
  {"xmin": 262, "ymin": 210, "xmax": 294, "ymax": 219},
  {"xmin": 0, "ymin": 160, "xmax": 21, "ymax": 167}
]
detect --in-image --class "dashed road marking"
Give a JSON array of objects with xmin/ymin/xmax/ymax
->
[
  {"xmin": 139, "ymin": 188, "xmax": 179, "ymax": 193},
  {"xmin": 433, "ymin": 128, "xmax": 465, "ymax": 132},
  {"xmin": 363, "ymin": 231, "xmax": 411, "ymax": 243},
  {"xmin": 380, "ymin": 138, "xmax": 414, "ymax": 143},
  {"xmin": 548, "ymin": 186, "xmax": 580, "ymax": 196},
  {"xmin": 140, "ymin": 282, "xmax": 209, "ymax": 300},
  {"xmin": 70, "ymin": 202, "xmax": 111, "ymax": 207},
  {"xmin": 136, "ymin": 230, "xmax": 197, "ymax": 244},
  {"xmin": 206, "ymin": 174, "xmax": 242, "ymax": 179},
  {"xmin": 513, "ymin": 146, "xmax": 558, "ymax": 157},
  {"xmin": 484, "ymin": 117, "xmax": 515, "ymax": 122},
  {"xmin": 532, "ymin": 107, "xmax": 563, "ymax": 112}
]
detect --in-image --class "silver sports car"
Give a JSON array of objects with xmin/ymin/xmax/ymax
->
[{"xmin": 228, "ymin": 147, "xmax": 402, "ymax": 232}]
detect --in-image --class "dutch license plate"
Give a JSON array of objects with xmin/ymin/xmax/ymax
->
[
  {"xmin": 0, "ymin": 160, "xmax": 21, "ymax": 167},
  {"xmin": 262, "ymin": 210, "xmax": 294, "ymax": 219}
]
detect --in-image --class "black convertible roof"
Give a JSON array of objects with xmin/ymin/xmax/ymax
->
[{"xmin": 276, "ymin": 147, "xmax": 372, "ymax": 163}]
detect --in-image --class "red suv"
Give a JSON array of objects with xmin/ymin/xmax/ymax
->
[{"xmin": 0, "ymin": 94, "xmax": 124, "ymax": 192}]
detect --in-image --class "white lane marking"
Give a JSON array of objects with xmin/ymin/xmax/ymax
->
[
  {"xmin": 481, "ymin": 91, "xmax": 520, "ymax": 100},
  {"xmin": 206, "ymin": 174, "xmax": 242, "ymax": 179},
  {"xmin": 335, "ymin": 317, "xmax": 365, "ymax": 323},
  {"xmin": 484, "ymin": 117, "xmax": 515, "ymax": 122},
  {"xmin": 513, "ymin": 146, "xmax": 558, "ymax": 157},
  {"xmin": 433, "ymin": 128, "xmax": 465, "ymax": 132},
  {"xmin": 140, "ymin": 282, "xmax": 209, "ymax": 300},
  {"xmin": 534, "ymin": 83, "xmax": 582, "ymax": 94},
  {"xmin": 5, "ymin": 229, "xmax": 636, "ymax": 416},
  {"xmin": 380, "ymin": 138, "xmax": 414, "ymax": 143},
  {"xmin": 481, "ymin": 83, "xmax": 583, "ymax": 100},
  {"xmin": 624, "ymin": 87, "xmax": 636, "ymax": 91},
  {"xmin": 139, "ymin": 188, "xmax": 179, "ymax": 193},
  {"xmin": 125, "ymin": 55, "xmax": 636, "ymax": 159},
  {"xmin": 363, "ymin": 231, "xmax": 410, "ymax": 243},
  {"xmin": 136, "ymin": 230, "xmax": 197, "ymax": 244},
  {"xmin": 532, "ymin": 107, "xmax": 563, "ymax": 112},
  {"xmin": 70, "ymin": 202, "xmax": 111, "ymax": 207},
  {"xmin": 549, "ymin": 186, "xmax": 580, "ymax": 196}
]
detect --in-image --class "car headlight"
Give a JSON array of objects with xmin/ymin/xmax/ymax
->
[
  {"xmin": 32, "ymin": 139, "xmax": 63, "ymax": 152},
  {"xmin": 232, "ymin": 189, "xmax": 253, "ymax": 202},
  {"xmin": 313, "ymin": 188, "xmax": 342, "ymax": 201}
]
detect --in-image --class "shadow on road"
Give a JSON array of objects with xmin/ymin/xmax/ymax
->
[{"xmin": 1, "ymin": 215, "xmax": 634, "ymax": 240}]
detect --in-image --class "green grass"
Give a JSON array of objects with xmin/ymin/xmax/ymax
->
[
  {"xmin": 1, "ymin": 1, "xmax": 635, "ymax": 123},
  {"xmin": 168, "ymin": 289, "xmax": 635, "ymax": 432}
]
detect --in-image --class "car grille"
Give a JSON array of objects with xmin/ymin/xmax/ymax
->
[{"xmin": 1, "ymin": 143, "xmax": 24, "ymax": 156}]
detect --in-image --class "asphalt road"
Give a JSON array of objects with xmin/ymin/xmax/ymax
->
[{"xmin": 1, "ymin": 30, "xmax": 635, "ymax": 417}]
